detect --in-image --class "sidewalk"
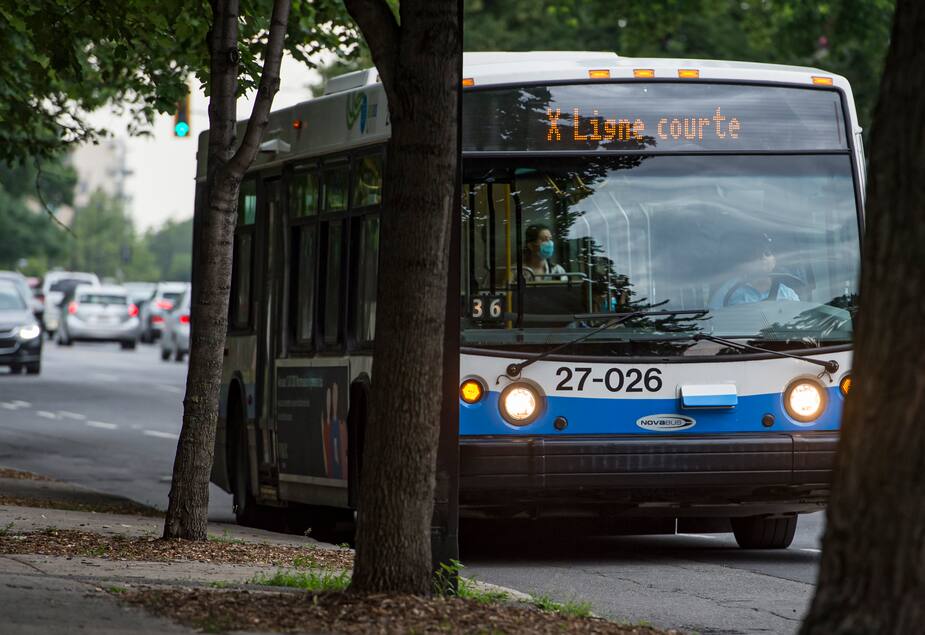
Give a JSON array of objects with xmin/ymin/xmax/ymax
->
[
  {"xmin": 0, "ymin": 469, "xmax": 673, "ymax": 634},
  {"xmin": 0, "ymin": 471, "xmax": 345, "ymax": 635}
]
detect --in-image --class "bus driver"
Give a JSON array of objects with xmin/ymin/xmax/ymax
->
[{"xmin": 710, "ymin": 235, "xmax": 800, "ymax": 307}]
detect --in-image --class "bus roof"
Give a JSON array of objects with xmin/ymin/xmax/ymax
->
[{"xmin": 195, "ymin": 51, "xmax": 858, "ymax": 180}]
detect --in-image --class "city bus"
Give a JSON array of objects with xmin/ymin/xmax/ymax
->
[{"xmin": 200, "ymin": 51, "xmax": 862, "ymax": 549}]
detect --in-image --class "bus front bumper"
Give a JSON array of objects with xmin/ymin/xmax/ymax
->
[{"xmin": 459, "ymin": 432, "xmax": 837, "ymax": 518}]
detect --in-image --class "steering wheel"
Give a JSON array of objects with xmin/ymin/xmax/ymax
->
[{"xmin": 722, "ymin": 273, "xmax": 806, "ymax": 307}]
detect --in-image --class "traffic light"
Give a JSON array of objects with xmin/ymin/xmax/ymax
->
[{"xmin": 173, "ymin": 94, "xmax": 191, "ymax": 138}]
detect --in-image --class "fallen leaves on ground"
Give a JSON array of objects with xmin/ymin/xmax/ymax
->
[
  {"xmin": 0, "ymin": 468, "xmax": 55, "ymax": 481},
  {"xmin": 0, "ymin": 495, "xmax": 163, "ymax": 517},
  {"xmin": 121, "ymin": 587, "xmax": 675, "ymax": 634},
  {"xmin": 0, "ymin": 529, "xmax": 353, "ymax": 569}
]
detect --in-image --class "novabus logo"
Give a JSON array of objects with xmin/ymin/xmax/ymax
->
[{"xmin": 635, "ymin": 414, "xmax": 696, "ymax": 432}]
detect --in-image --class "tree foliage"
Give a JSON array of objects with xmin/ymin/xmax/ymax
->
[
  {"xmin": 465, "ymin": 0, "xmax": 894, "ymax": 132},
  {"xmin": 0, "ymin": 159, "xmax": 73, "ymax": 271},
  {"xmin": 0, "ymin": 0, "xmax": 358, "ymax": 164}
]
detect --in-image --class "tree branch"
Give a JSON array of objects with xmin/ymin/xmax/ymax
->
[
  {"xmin": 227, "ymin": 0, "xmax": 293, "ymax": 176},
  {"xmin": 33, "ymin": 158, "xmax": 75, "ymax": 238},
  {"xmin": 343, "ymin": 0, "xmax": 400, "ymax": 91}
]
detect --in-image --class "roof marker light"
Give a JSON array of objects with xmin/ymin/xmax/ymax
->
[
  {"xmin": 462, "ymin": 78, "xmax": 475, "ymax": 87},
  {"xmin": 678, "ymin": 69, "xmax": 700, "ymax": 79},
  {"xmin": 588, "ymin": 69, "xmax": 611, "ymax": 79},
  {"xmin": 633, "ymin": 68, "xmax": 655, "ymax": 78},
  {"xmin": 812, "ymin": 76, "xmax": 834, "ymax": 86}
]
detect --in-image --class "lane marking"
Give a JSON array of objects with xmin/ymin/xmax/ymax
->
[
  {"xmin": 155, "ymin": 385, "xmax": 184, "ymax": 395},
  {"xmin": 800, "ymin": 548, "xmax": 822, "ymax": 554},
  {"xmin": 58, "ymin": 411, "xmax": 87, "ymax": 420},
  {"xmin": 677, "ymin": 533, "xmax": 720, "ymax": 540},
  {"xmin": 91, "ymin": 373, "xmax": 118, "ymax": 382},
  {"xmin": 36, "ymin": 411, "xmax": 58, "ymax": 419},
  {"xmin": 11, "ymin": 400, "xmax": 30, "ymax": 407},
  {"xmin": 143, "ymin": 430, "xmax": 179, "ymax": 440},
  {"xmin": 1, "ymin": 402, "xmax": 20, "ymax": 410},
  {"xmin": 86, "ymin": 421, "xmax": 118, "ymax": 430}
]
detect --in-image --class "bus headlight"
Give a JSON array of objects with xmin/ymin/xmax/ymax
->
[
  {"xmin": 784, "ymin": 379, "xmax": 827, "ymax": 422},
  {"xmin": 499, "ymin": 383, "xmax": 541, "ymax": 425},
  {"xmin": 18, "ymin": 324, "xmax": 41, "ymax": 340}
]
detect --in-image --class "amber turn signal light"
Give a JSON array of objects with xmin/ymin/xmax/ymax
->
[
  {"xmin": 460, "ymin": 379, "xmax": 484, "ymax": 404},
  {"xmin": 839, "ymin": 375, "xmax": 851, "ymax": 397}
]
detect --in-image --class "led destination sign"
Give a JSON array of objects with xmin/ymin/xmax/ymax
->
[
  {"xmin": 546, "ymin": 106, "xmax": 741, "ymax": 144},
  {"xmin": 462, "ymin": 83, "xmax": 848, "ymax": 153}
]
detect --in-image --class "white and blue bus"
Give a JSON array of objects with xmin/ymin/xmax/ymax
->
[{"xmin": 202, "ymin": 52, "xmax": 862, "ymax": 549}]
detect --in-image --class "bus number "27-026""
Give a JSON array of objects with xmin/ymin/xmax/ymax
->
[{"xmin": 555, "ymin": 367, "xmax": 663, "ymax": 393}]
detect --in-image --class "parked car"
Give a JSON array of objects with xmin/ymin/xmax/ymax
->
[
  {"xmin": 140, "ymin": 282, "xmax": 188, "ymax": 343},
  {"xmin": 0, "ymin": 279, "xmax": 43, "ymax": 374},
  {"xmin": 0, "ymin": 271, "xmax": 42, "ymax": 323},
  {"xmin": 56, "ymin": 285, "xmax": 139, "ymax": 349},
  {"xmin": 40, "ymin": 271, "xmax": 100, "ymax": 336},
  {"xmin": 160, "ymin": 288, "xmax": 191, "ymax": 362}
]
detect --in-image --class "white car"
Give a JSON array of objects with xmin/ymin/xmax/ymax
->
[
  {"xmin": 56, "ymin": 285, "xmax": 139, "ymax": 349},
  {"xmin": 160, "ymin": 288, "xmax": 191, "ymax": 362},
  {"xmin": 40, "ymin": 271, "xmax": 100, "ymax": 336},
  {"xmin": 140, "ymin": 282, "xmax": 189, "ymax": 343}
]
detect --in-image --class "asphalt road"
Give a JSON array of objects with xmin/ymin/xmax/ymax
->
[
  {"xmin": 0, "ymin": 340, "xmax": 233, "ymax": 521},
  {"xmin": 0, "ymin": 341, "xmax": 824, "ymax": 633}
]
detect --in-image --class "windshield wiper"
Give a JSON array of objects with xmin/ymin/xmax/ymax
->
[
  {"xmin": 692, "ymin": 333, "xmax": 839, "ymax": 374},
  {"xmin": 505, "ymin": 309, "xmax": 709, "ymax": 378}
]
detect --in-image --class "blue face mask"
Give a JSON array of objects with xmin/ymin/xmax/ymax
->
[{"xmin": 539, "ymin": 241, "xmax": 555, "ymax": 259}]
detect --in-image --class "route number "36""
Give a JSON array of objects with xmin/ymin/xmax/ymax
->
[{"xmin": 470, "ymin": 294, "xmax": 505, "ymax": 323}]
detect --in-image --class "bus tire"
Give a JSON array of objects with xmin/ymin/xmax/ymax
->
[
  {"xmin": 231, "ymin": 399, "xmax": 258, "ymax": 527},
  {"xmin": 731, "ymin": 515, "xmax": 797, "ymax": 549}
]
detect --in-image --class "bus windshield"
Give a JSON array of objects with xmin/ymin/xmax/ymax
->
[{"xmin": 461, "ymin": 153, "xmax": 860, "ymax": 354}]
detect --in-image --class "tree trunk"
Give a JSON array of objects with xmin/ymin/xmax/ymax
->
[
  {"xmin": 801, "ymin": 1, "xmax": 925, "ymax": 631},
  {"xmin": 346, "ymin": 0, "xmax": 460, "ymax": 594},
  {"xmin": 164, "ymin": 0, "xmax": 291, "ymax": 540}
]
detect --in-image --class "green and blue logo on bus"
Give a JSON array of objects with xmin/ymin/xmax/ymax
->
[{"xmin": 346, "ymin": 92, "xmax": 369, "ymax": 133}]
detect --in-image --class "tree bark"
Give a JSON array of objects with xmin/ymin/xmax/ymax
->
[
  {"xmin": 163, "ymin": 0, "xmax": 291, "ymax": 540},
  {"xmin": 801, "ymin": 1, "xmax": 925, "ymax": 631},
  {"xmin": 345, "ymin": 0, "xmax": 460, "ymax": 594}
]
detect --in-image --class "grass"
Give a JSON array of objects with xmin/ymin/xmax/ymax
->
[
  {"xmin": 207, "ymin": 529, "xmax": 245, "ymax": 545},
  {"xmin": 292, "ymin": 554, "xmax": 319, "ymax": 569},
  {"xmin": 0, "ymin": 521, "xmax": 14, "ymax": 536},
  {"xmin": 457, "ymin": 578, "xmax": 511, "ymax": 605},
  {"xmin": 531, "ymin": 594, "xmax": 593, "ymax": 618},
  {"xmin": 249, "ymin": 568, "xmax": 351, "ymax": 592},
  {"xmin": 107, "ymin": 585, "xmax": 126, "ymax": 594},
  {"xmin": 208, "ymin": 580, "xmax": 235, "ymax": 589}
]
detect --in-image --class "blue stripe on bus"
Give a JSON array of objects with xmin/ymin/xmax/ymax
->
[{"xmin": 460, "ymin": 388, "xmax": 842, "ymax": 436}]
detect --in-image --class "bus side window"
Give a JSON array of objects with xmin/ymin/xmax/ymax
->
[
  {"xmin": 293, "ymin": 225, "xmax": 317, "ymax": 344},
  {"xmin": 320, "ymin": 220, "xmax": 344, "ymax": 347},
  {"xmin": 230, "ymin": 178, "xmax": 257, "ymax": 330},
  {"xmin": 288, "ymin": 168, "xmax": 320, "ymax": 348},
  {"xmin": 351, "ymin": 154, "xmax": 383, "ymax": 347},
  {"xmin": 354, "ymin": 215, "xmax": 379, "ymax": 344}
]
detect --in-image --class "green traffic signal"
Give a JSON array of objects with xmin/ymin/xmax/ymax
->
[{"xmin": 174, "ymin": 121, "xmax": 190, "ymax": 137}]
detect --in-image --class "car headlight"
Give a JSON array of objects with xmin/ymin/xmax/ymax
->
[
  {"xmin": 784, "ymin": 379, "xmax": 827, "ymax": 422},
  {"xmin": 499, "ymin": 383, "xmax": 541, "ymax": 425},
  {"xmin": 18, "ymin": 324, "xmax": 41, "ymax": 340}
]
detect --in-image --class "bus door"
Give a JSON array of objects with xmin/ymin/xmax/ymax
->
[{"xmin": 257, "ymin": 177, "xmax": 284, "ymax": 478}]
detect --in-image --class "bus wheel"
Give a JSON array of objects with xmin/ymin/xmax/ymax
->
[
  {"xmin": 232, "ymin": 421, "xmax": 259, "ymax": 527},
  {"xmin": 731, "ymin": 515, "xmax": 797, "ymax": 549}
]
